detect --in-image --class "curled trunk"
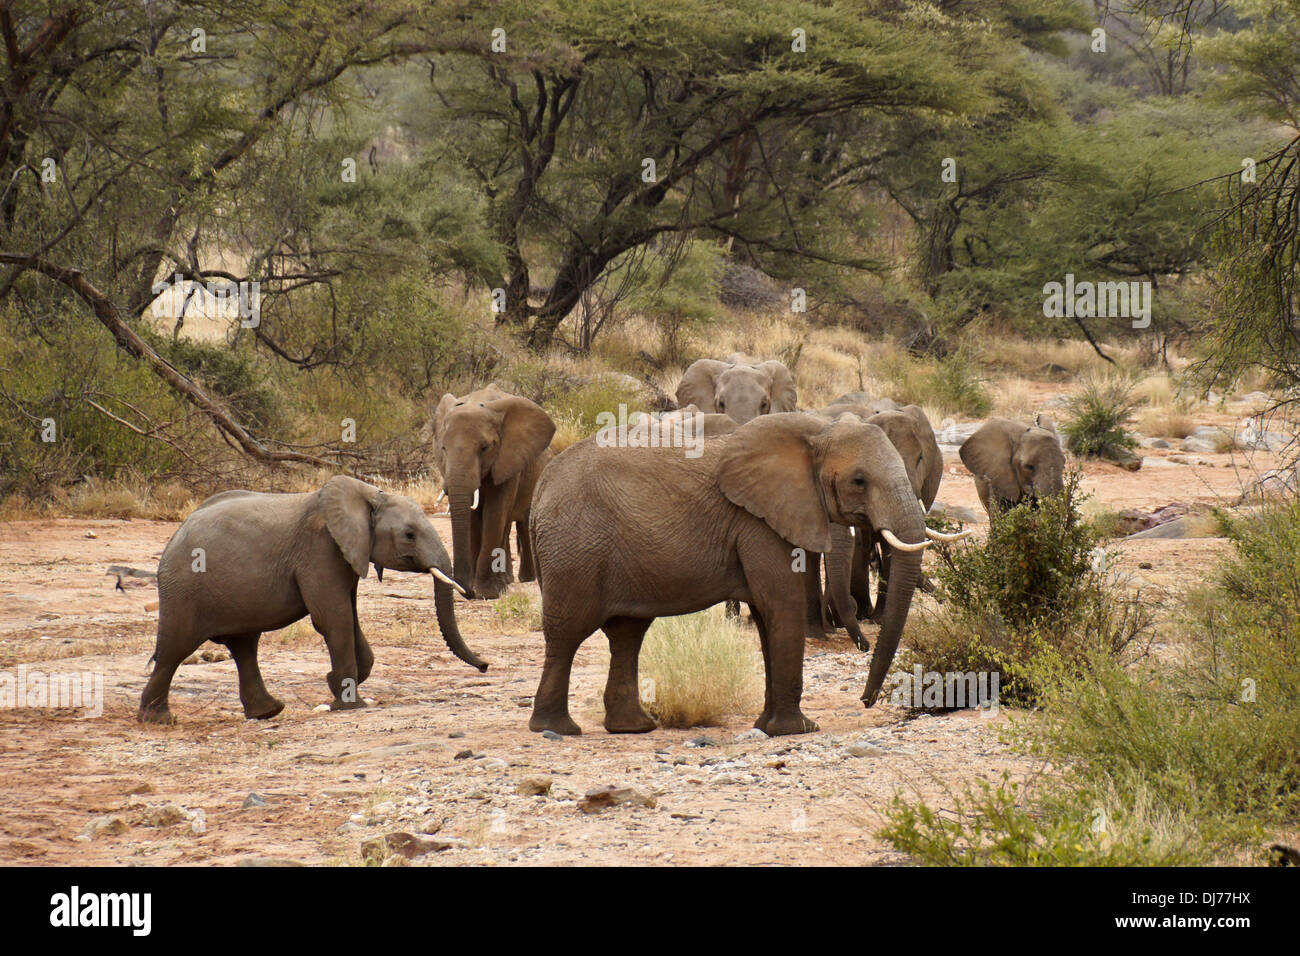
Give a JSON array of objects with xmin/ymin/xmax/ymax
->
[{"xmin": 432, "ymin": 575, "xmax": 488, "ymax": 672}]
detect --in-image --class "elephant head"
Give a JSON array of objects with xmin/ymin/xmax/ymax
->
[
  {"xmin": 716, "ymin": 413, "xmax": 931, "ymax": 707},
  {"xmin": 867, "ymin": 405, "xmax": 942, "ymax": 510},
  {"xmin": 960, "ymin": 414, "xmax": 1066, "ymax": 513},
  {"xmin": 831, "ymin": 393, "xmax": 899, "ymax": 415},
  {"xmin": 318, "ymin": 475, "xmax": 487, "ymax": 672},
  {"xmin": 676, "ymin": 355, "xmax": 797, "ymax": 424},
  {"xmin": 432, "ymin": 386, "xmax": 556, "ymax": 596}
]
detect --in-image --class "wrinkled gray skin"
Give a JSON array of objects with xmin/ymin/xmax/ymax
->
[
  {"xmin": 433, "ymin": 385, "xmax": 555, "ymax": 600},
  {"xmin": 528, "ymin": 413, "xmax": 928, "ymax": 737},
  {"xmin": 960, "ymin": 414, "xmax": 1066, "ymax": 516},
  {"xmin": 815, "ymin": 403, "xmax": 942, "ymax": 648},
  {"xmin": 676, "ymin": 353, "xmax": 798, "ymax": 424},
  {"xmin": 139, "ymin": 476, "xmax": 487, "ymax": 724}
]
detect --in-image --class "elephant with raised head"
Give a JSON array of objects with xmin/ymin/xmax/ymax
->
[
  {"xmin": 527, "ymin": 413, "xmax": 933, "ymax": 737},
  {"xmin": 960, "ymin": 414, "xmax": 1066, "ymax": 516},
  {"xmin": 433, "ymin": 385, "xmax": 556, "ymax": 599},
  {"xmin": 139, "ymin": 476, "xmax": 486, "ymax": 724},
  {"xmin": 676, "ymin": 353, "xmax": 797, "ymax": 424}
]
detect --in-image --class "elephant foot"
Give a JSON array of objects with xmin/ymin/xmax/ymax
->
[
  {"xmin": 328, "ymin": 697, "xmax": 367, "ymax": 712},
  {"xmin": 764, "ymin": 711, "xmax": 820, "ymax": 736},
  {"xmin": 243, "ymin": 696, "xmax": 285, "ymax": 720},
  {"xmin": 529, "ymin": 710, "xmax": 582, "ymax": 735},
  {"xmin": 137, "ymin": 705, "xmax": 175, "ymax": 725},
  {"xmin": 603, "ymin": 708, "xmax": 657, "ymax": 734},
  {"xmin": 473, "ymin": 578, "xmax": 509, "ymax": 600},
  {"xmin": 848, "ymin": 630, "xmax": 871, "ymax": 653},
  {"xmin": 805, "ymin": 624, "xmax": 830, "ymax": 643}
]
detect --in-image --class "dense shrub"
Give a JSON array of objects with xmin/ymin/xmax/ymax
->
[
  {"xmin": 903, "ymin": 470, "xmax": 1152, "ymax": 706},
  {"xmin": 1062, "ymin": 372, "xmax": 1139, "ymax": 457}
]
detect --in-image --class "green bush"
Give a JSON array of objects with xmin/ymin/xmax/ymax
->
[
  {"xmin": 904, "ymin": 470, "xmax": 1152, "ymax": 706},
  {"xmin": 1062, "ymin": 372, "xmax": 1139, "ymax": 457},
  {"xmin": 925, "ymin": 348, "xmax": 992, "ymax": 416},
  {"xmin": 882, "ymin": 496, "xmax": 1300, "ymax": 865}
]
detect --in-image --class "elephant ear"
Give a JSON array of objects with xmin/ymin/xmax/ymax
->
[
  {"xmin": 960, "ymin": 419, "xmax": 1023, "ymax": 503},
  {"xmin": 676, "ymin": 359, "xmax": 729, "ymax": 412},
  {"xmin": 320, "ymin": 475, "xmax": 382, "ymax": 578},
  {"xmin": 717, "ymin": 414, "xmax": 831, "ymax": 554},
  {"xmin": 900, "ymin": 405, "xmax": 941, "ymax": 508},
  {"xmin": 1035, "ymin": 412, "xmax": 1058, "ymax": 435},
  {"xmin": 757, "ymin": 360, "xmax": 798, "ymax": 412},
  {"xmin": 486, "ymin": 396, "xmax": 556, "ymax": 484}
]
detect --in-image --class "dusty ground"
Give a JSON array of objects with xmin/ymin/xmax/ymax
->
[{"xmin": 0, "ymin": 405, "xmax": 1282, "ymax": 866}]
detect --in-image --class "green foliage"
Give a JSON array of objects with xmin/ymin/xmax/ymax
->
[
  {"xmin": 1062, "ymin": 372, "xmax": 1140, "ymax": 457},
  {"xmin": 622, "ymin": 241, "xmax": 725, "ymax": 362},
  {"xmin": 884, "ymin": 496, "xmax": 1300, "ymax": 866},
  {"xmin": 906, "ymin": 471, "xmax": 1152, "ymax": 706},
  {"xmin": 924, "ymin": 349, "xmax": 992, "ymax": 416}
]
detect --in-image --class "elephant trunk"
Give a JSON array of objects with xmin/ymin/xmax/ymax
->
[
  {"xmin": 861, "ymin": 480, "xmax": 927, "ymax": 707},
  {"xmin": 432, "ymin": 575, "xmax": 488, "ymax": 672},
  {"xmin": 446, "ymin": 484, "xmax": 477, "ymax": 597},
  {"xmin": 825, "ymin": 524, "xmax": 868, "ymax": 652}
]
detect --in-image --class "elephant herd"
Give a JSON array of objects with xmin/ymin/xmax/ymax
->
[{"xmin": 139, "ymin": 352, "xmax": 1066, "ymax": 737}]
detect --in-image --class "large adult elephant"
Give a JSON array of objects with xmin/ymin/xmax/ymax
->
[
  {"xmin": 817, "ymin": 403, "xmax": 956, "ymax": 644},
  {"xmin": 676, "ymin": 353, "xmax": 797, "ymax": 424},
  {"xmin": 527, "ymin": 413, "xmax": 935, "ymax": 737},
  {"xmin": 139, "ymin": 476, "xmax": 486, "ymax": 724},
  {"xmin": 432, "ymin": 385, "xmax": 555, "ymax": 599},
  {"xmin": 959, "ymin": 414, "xmax": 1066, "ymax": 517}
]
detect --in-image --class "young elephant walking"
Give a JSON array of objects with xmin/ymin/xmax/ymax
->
[
  {"xmin": 139, "ymin": 476, "xmax": 487, "ymax": 724},
  {"xmin": 528, "ymin": 413, "xmax": 933, "ymax": 737}
]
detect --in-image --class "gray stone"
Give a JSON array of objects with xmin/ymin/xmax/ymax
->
[
  {"xmin": 1139, "ymin": 437, "xmax": 1171, "ymax": 449},
  {"xmin": 1123, "ymin": 517, "xmax": 1188, "ymax": 540},
  {"xmin": 242, "ymin": 792, "xmax": 267, "ymax": 809},
  {"xmin": 540, "ymin": 730, "xmax": 564, "ymax": 741},
  {"xmin": 845, "ymin": 743, "xmax": 886, "ymax": 758},
  {"xmin": 1179, "ymin": 438, "xmax": 1218, "ymax": 454}
]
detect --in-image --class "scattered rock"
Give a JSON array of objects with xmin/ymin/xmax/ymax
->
[
  {"xmin": 1180, "ymin": 437, "xmax": 1218, "ymax": 454},
  {"xmin": 1237, "ymin": 467, "xmax": 1299, "ymax": 503},
  {"xmin": 135, "ymin": 803, "xmax": 190, "ymax": 828},
  {"xmin": 516, "ymin": 777, "xmax": 553, "ymax": 797},
  {"xmin": 685, "ymin": 736, "xmax": 721, "ymax": 748},
  {"xmin": 360, "ymin": 830, "xmax": 455, "ymax": 861},
  {"xmin": 845, "ymin": 742, "xmax": 886, "ymax": 758},
  {"xmin": 242, "ymin": 792, "xmax": 267, "ymax": 809},
  {"xmin": 578, "ymin": 786, "xmax": 657, "ymax": 814},
  {"xmin": 1123, "ymin": 517, "xmax": 1188, "ymax": 540},
  {"xmin": 76, "ymin": 815, "xmax": 129, "ymax": 841},
  {"xmin": 1139, "ymin": 437, "xmax": 1171, "ymax": 449},
  {"xmin": 732, "ymin": 729, "xmax": 768, "ymax": 743},
  {"xmin": 540, "ymin": 730, "xmax": 564, "ymax": 741},
  {"xmin": 453, "ymin": 749, "xmax": 474, "ymax": 760}
]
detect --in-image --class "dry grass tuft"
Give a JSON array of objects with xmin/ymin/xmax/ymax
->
[{"xmin": 640, "ymin": 606, "xmax": 762, "ymax": 728}]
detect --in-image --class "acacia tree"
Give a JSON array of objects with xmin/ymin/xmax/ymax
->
[
  {"xmin": 0, "ymin": 0, "xmax": 423, "ymax": 466},
  {"xmin": 414, "ymin": 0, "xmax": 1067, "ymax": 349}
]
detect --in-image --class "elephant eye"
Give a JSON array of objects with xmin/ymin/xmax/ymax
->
[
  {"xmin": 480, "ymin": 442, "xmax": 490, "ymax": 452},
  {"xmin": 404, "ymin": 529, "xmax": 416, "ymax": 540},
  {"xmin": 852, "ymin": 474, "xmax": 866, "ymax": 487}
]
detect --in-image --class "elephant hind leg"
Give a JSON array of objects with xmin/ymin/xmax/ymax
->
[
  {"xmin": 750, "ymin": 604, "xmax": 774, "ymax": 733},
  {"xmin": 221, "ymin": 632, "xmax": 283, "ymax": 720},
  {"xmin": 529, "ymin": 620, "xmax": 590, "ymax": 736},
  {"xmin": 601, "ymin": 616, "xmax": 656, "ymax": 734},
  {"xmin": 138, "ymin": 627, "xmax": 205, "ymax": 724}
]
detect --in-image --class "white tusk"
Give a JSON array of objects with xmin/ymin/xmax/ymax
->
[
  {"xmin": 471, "ymin": 488, "xmax": 480, "ymax": 510},
  {"xmin": 849, "ymin": 526, "xmax": 856, "ymax": 538},
  {"xmin": 925, "ymin": 527, "xmax": 972, "ymax": 543},
  {"xmin": 881, "ymin": 528, "xmax": 930, "ymax": 552},
  {"xmin": 435, "ymin": 490, "xmax": 446, "ymax": 506},
  {"xmin": 431, "ymin": 568, "xmax": 468, "ymax": 597}
]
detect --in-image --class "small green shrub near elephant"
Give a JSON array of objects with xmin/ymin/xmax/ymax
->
[
  {"xmin": 640, "ymin": 608, "xmax": 763, "ymax": 729},
  {"xmin": 881, "ymin": 496, "xmax": 1300, "ymax": 865},
  {"xmin": 902, "ymin": 471, "xmax": 1153, "ymax": 708},
  {"xmin": 1061, "ymin": 372, "xmax": 1140, "ymax": 459}
]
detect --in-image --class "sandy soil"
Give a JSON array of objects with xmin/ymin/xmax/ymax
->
[{"xmin": 0, "ymin": 426, "xmax": 1279, "ymax": 866}]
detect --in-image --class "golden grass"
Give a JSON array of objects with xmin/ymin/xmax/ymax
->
[
  {"xmin": 494, "ymin": 592, "xmax": 542, "ymax": 633},
  {"xmin": 991, "ymin": 378, "xmax": 1036, "ymax": 419},
  {"xmin": 639, "ymin": 606, "xmax": 762, "ymax": 729}
]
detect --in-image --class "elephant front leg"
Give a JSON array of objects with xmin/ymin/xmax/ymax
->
[
  {"xmin": 601, "ymin": 617, "xmax": 657, "ymax": 733},
  {"xmin": 750, "ymin": 605, "xmax": 774, "ymax": 733},
  {"xmin": 515, "ymin": 516, "xmax": 536, "ymax": 582},
  {"xmin": 223, "ymin": 632, "xmax": 284, "ymax": 720},
  {"xmin": 803, "ymin": 553, "xmax": 829, "ymax": 643},
  {"xmin": 308, "ymin": 595, "xmax": 366, "ymax": 712},
  {"xmin": 473, "ymin": 480, "xmax": 517, "ymax": 599}
]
